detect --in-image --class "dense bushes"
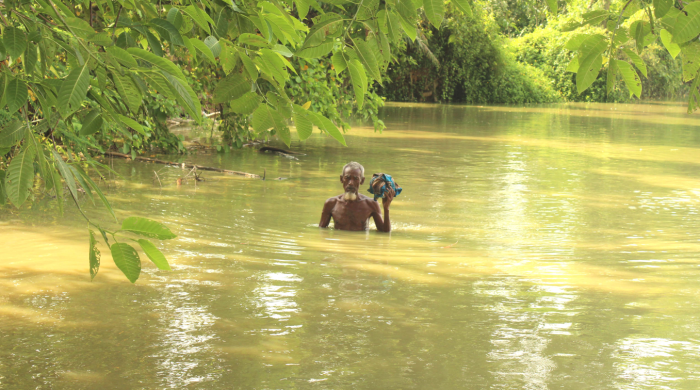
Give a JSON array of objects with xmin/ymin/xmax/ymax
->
[{"xmin": 379, "ymin": 7, "xmax": 560, "ymax": 104}]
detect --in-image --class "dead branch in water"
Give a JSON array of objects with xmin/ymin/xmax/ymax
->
[{"xmin": 103, "ymin": 151, "xmax": 261, "ymax": 178}]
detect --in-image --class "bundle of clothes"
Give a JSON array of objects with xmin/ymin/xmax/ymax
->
[{"xmin": 367, "ymin": 173, "xmax": 402, "ymax": 201}]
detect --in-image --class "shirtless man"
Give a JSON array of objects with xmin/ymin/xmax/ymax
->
[{"xmin": 319, "ymin": 162, "xmax": 394, "ymax": 232}]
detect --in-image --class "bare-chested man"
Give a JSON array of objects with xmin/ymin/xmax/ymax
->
[{"xmin": 319, "ymin": 162, "xmax": 394, "ymax": 232}]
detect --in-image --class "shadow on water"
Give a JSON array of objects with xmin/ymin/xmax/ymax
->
[{"xmin": 2, "ymin": 102, "xmax": 700, "ymax": 388}]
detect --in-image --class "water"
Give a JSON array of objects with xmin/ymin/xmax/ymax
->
[{"xmin": 2, "ymin": 102, "xmax": 700, "ymax": 389}]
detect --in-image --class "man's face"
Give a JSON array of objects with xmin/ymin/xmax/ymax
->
[{"xmin": 340, "ymin": 167, "xmax": 364, "ymax": 196}]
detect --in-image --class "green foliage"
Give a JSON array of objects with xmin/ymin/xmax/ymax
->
[{"xmin": 382, "ymin": 7, "xmax": 560, "ymax": 104}]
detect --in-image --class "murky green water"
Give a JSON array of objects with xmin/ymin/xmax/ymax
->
[{"xmin": 2, "ymin": 102, "xmax": 700, "ymax": 389}]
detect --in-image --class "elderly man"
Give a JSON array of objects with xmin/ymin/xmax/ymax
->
[{"xmin": 319, "ymin": 162, "xmax": 394, "ymax": 232}]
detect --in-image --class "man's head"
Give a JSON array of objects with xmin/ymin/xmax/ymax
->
[{"xmin": 340, "ymin": 162, "xmax": 365, "ymax": 201}]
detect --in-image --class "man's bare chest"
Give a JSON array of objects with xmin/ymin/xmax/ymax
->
[{"xmin": 331, "ymin": 202, "xmax": 373, "ymax": 226}]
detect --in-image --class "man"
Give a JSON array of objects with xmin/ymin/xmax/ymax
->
[{"xmin": 319, "ymin": 162, "xmax": 394, "ymax": 232}]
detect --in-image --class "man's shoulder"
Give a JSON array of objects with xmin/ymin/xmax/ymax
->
[
  {"xmin": 324, "ymin": 195, "xmax": 342, "ymax": 205},
  {"xmin": 359, "ymin": 195, "xmax": 381, "ymax": 209}
]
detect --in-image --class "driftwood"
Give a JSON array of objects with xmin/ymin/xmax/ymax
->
[
  {"xmin": 103, "ymin": 151, "xmax": 260, "ymax": 178},
  {"xmin": 258, "ymin": 146, "xmax": 306, "ymax": 155}
]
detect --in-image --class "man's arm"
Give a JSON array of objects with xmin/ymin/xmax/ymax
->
[
  {"xmin": 371, "ymin": 188, "xmax": 394, "ymax": 232},
  {"xmin": 319, "ymin": 198, "xmax": 335, "ymax": 228}
]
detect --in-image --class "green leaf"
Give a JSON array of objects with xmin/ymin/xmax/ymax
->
[
  {"xmin": 112, "ymin": 73, "xmax": 142, "ymax": 114},
  {"xmin": 615, "ymin": 59, "xmax": 642, "ymax": 98},
  {"xmin": 681, "ymin": 42, "xmax": 700, "ymax": 82},
  {"xmin": 167, "ymin": 7, "xmax": 184, "ymax": 29},
  {"xmin": 423, "ymin": 0, "xmax": 444, "ymax": 27},
  {"xmin": 183, "ymin": 4, "xmax": 212, "ymax": 35},
  {"xmin": 292, "ymin": 104, "xmax": 313, "ymax": 140},
  {"xmin": 204, "ymin": 36, "xmax": 221, "ymax": 57},
  {"xmin": 80, "ymin": 109, "xmax": 103, "ymax": 136},
  {"xmin": 332, "ymin": 51, "xmax": 347, "ymax": 74},
  {"xmin": 6, "ymin": 78, "xmax": 28, "ymax": 115},
  {"xmin": 272, "ymin": 44, "xmax": 294, "ymax": 57},
  {"xmin": 582, "ymin": 10, "xmax": 609, "ymax": 26},
  {"xmin": 64, "ymin": 17, "xmax": 95, "ymax": 38},
  {"xmin": 257, "ymin": 49, "xmax": 288, "ymax": 85},
  {"xmin": 654, "ymin": 0, "xmax": 672, "ymax": 18},
  {"xmin": 3, "ymin": 27, "xmax": 27, "ymax": 59},
  {"xmin": 576, "ymin": 52, "xmax": 603, "ymax": 94},
  {"xmin": 399, "ymin": 15, "xmax": 417, "ymax": 41},
  {"xmin": 89, "ymin": 229, "xmax": 100, "ymax": 281},
  {"xmin": 566, "ymin": 55, "xmax": 579, "ymax": 73},
  {"xmin": 58, "ymin": 63, "xmax": 91, "ymax": 117},
  {"xmin": 137, "ymin": 239, "xmax": 171, "ymax": 270},
  {"xmin": 162, "ymin": 72, "xmax": 202, "ymax": 122},
  {"xmin": 73, "ymin": 165, "xmax": 116, "ymax": 222},
  {"xmin": 239, "ymin": 51, "xmax": 259, "ymax": 81},
  {"xmin": 4, "ymin": 144, "xmax": 35, "ymax": 207},
  {"xmin": 121, "ymin": 217, "xmax": 177, "ymax": 240},
  {"xmin": 127, "ymin": 48, "xmax": 187, "ymax": 81},
  {"xmin": 230, "ymin": 92, "xmax": 261, "ymax": 115},
  {"xmin": 191, "ymin": 38, "xmax": 216, "ymax": 63},
  {"xmin": 213, "ymin": 73, "xmax": 251, "ymax": 104},
  {"xmin": 566, "ymin": 34, "xmax": 588, "ymax": 51},
  {"xmin": 252, "ymin": 104, "xmax": 276, "ymax": 133},
  {"xmin": 622, "ymin": 48, "xmax": 647, "ymax": 77},
  {"xmin": 353, "ymin": 38, "xmax": 382, "ymax": 84},
  {"xmin": 579, "ymin": 34, "xmax": 607, "ymax": 57},
  {"xmin": 347, "ymin": 58, "xmax": 367, "ymax": 108},
  {"xmin": 24, "ymin": 43, "xmax": 37, "ymax": 74},
  {"xmin": 544, "ymin": 0, "xmax": 557, "ymax": 14},
  {"xmin": 660, "ymin": 29, "xmax": 681, "ymax": 59},
  {"xmin": 238, "ymin": 33, "xmax": 270, "ymax": 47},
  {"xmin": 110, "ymin": 243, "xmax": 141, "ymax": 283},
  {"xmin": 149, "ymin": 18, "xmax": 185, "ymax": 46},
  {"xmin": 295, "ymin": 40, "xmax": 334, "ymax": 58},
  {"xmin": 0, "ymin": 120, "xmax": 26, "ymax": 147},
  {"xmin": 672, "ymin": 2, "xmax": 700, "ymax": 44},
  {"xmin": 52, "ymin": 150, "xmax": 79, "ymax": 203},
  {"xmin": 606, "ymin": 56, "xmax": 617, "ymax": 94},
  {"xmin": 386, "ymin": 11, "xmax": 403, "ymax": 42},
  {"xmin": 0, "ymin": 170, "xmax": 5, "ymax": 206},
  {"xmin": 308, "ymin": 111, "xmax": 346, "ymax": 146},
  {"xmin": 116, "ymin": 114, "xmax": 147, "ymax": 136},
  {"xmin": 301, "ymin": 14, "xmax": 343, "ymax": 48},
  {"xmin": 632, "ymin": 21, "xmax": 651, "ymax": 53},
  {"xmin": 453, "ymin": 0, "xmax": 473, "ymax": 17},
  {"xmin": 396, "ymin": 0, "xmax": 416, "ymax": 22},
  {"xmin": 105, "ymin": 46, "xmax": 139, "ymax": 68}
]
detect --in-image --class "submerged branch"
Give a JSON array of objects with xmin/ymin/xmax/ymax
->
[{"xmin": 103, "ymin": 152, "xmax": 261, "ymax": 178}]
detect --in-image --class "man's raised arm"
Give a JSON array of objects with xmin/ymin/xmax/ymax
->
[
  {"xmin": 319, "ymin": 198, "xmax": 335, "ymax": 228},
  {"xmin": 371, "ymin": 188, "xmax": 394, "ymax": 232}
]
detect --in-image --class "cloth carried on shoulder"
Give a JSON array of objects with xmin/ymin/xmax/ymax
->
[{"xmin": 367, "ymin": 173, "xmax": 402, "ymax": 201}]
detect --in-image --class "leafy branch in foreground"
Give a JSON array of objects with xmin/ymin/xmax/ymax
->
[{"xmin": 562, "ymin": 0, "xmax": 700, "ymax": 111}]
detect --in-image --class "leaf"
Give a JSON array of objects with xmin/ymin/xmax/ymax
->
[
  {"xmin": 308, "ymin": 111, "xmax": 346, "ymax": 146},
  {"xmin": 0, "ymin": 120, "xmax": 26, "ymax": 147},
  {"xmin": 566, "ymin": 34, "xmax": 588, "ymax": 51},
  {"xmin": 24, "ymin": 43, "xmax": 37, "ymax": 74},
  {"xmin": 110, "ymin": 243, "xmax": 141, "ymax": 283},
  {"xmin": 73, "ymin": 165, "xmax": 116, "ymax": 222},
  {"xmin": 272, "ymin": 44, "xmax": 294, "ymax": 57},
  {"xmin": 52, "ymin": 150, "xmax": 78, "ymax": 203},
  {"xmin": 615, "ymin": 59, "xmax": 642, "ymax": 98},
  {"xmin": 137, "ymin": 239, "xmax": 171, "ymax": 270},
  {"xmin": 544, "ymin": 0, "xmax": 557, "ymax": 14},
  {"xmin": 654, "ymin": 0, "xmax": 672, "ymax": 18},
  {"xmin": 213, "ymin": 73, "xmax": 251, "ymax": 104},
  {"xmin": 238, "ymin": 33, "xmax": 270, "ymax": 47},
  {"xmin": 204, "ymin": 36, "xmax": 221, "ymax": 57},
  {"xmin": 396, "ymin": 0, "xmax": 416, "ymax": 22},
  {"xmin": 293, "ymin": 104, "xmax": 313, "ymax": 140},
  {"xmin": 386, "ymin": 11, "xmax": 403, "ymax": 42},
  {"xmin": 0, "ymin": 170, "xmax": 5, "ymax": 206},
  {"xmin": 112, "ymin": 73, "xmax": 142, "ymax": 114},
  {"xmin": 399, "ymin": 15, "xmax": 417, "ymax": 41},
  {"xmin": 332, "ymin": 51, "xmax": 347, "ymax": 74},
  {"xmin": 660, "ymin": 29, "xmax": 681, "ymax": 59},
  {"xmin": 252, "ymin": 104, "xmax": 276, "ymax": 133},
  {"xmin": 576, "ymin": 52, "xmax": 603, "ymax": 93},
  {"xmin": 183, "ymin": 4, "xmax": 212, "ymax": 34},
  {"xmin": 64, "ymin": 17, "xmax": 95, "ymax": 38},
  {"xmin": 191, "ymin": 38, "xmax": 216, "ymax": 63},
  {"xmin": 127, "ymin": 48, "xmax": 187, "ymax": 81},
  {"xmin": 622, "ymin": 48, "xmax": 647, "ymax": 77},
  {"xmin": 347, "ymin": 58, "xmax": 367, "ymax": 109},
  {"xmin": 632, "ymin": 21, "xmax": 651, "ymax": 53},
  {"xmin": 149, "ymin": 18, "xmax": 185, "ymax": 46},
  {"xmin": 453, "ymin": 0, "xmax": 473, "ymax": 17},
  {"xmin": 565, "ymin": 55, "xmax": 579, "ymax": 73},
  {"xmin": 6, "ymin": 78, "xmax": 28, "ymax": 115},
  {"xmin": 582, "ymin": 10, "xmax": 609, "ymax": 26},
  {"xmin": 606, "ymin": 56, "xmax": 617, "ymax": 94},
  {"xmin": 58, "ymin": 63, "xmax": 91, "ymax": 117},
  {"xmin": 4, "ymin": 144, "xmax": 35, "ymax": 207},
  {"xmin": 162, "ymin": 71, "xmax": 202, "ymax": 122},
  {"xmin": 239, "ymin": 51, "xmax": 259, "ymax": 81},
  {"xmin": 3, "ymin": 27, "xmax": 27, "ymax": 59},
  {"xmin": 301, "ymin": 14, "xmax": 343, "ymax": 48},
  {"xmin": 116, "ymin": 114, "xmax": 147, "ymax": 136},
  {"xmin": 121, "ymin": 217, "xmax": 176, "ymax": 240},
  {"xmin": 423, "ymin": 0, "xmax": 444, "ymax": 27},
  {"xmin": 295, "ymin": 40, "xmax": 334, "ymax": 58},
  {"xmin": 230, "ymin": 92, "xmax": 261, "ymax": 115},
  {"xmin": 681, "ymin": 42, "xmax": 700, "ymax": 82},
  {"xmin": 167, "ymin": 7, "xmax": 184, "ymax": 29},
  {"xmin": 80, "ymin": 109, "xmax": 103, "ymax": 136},
  {"xmin": 89, "ymin": 230, "xmax": 100, "ymax": 281},
  {"xmin": 672, "ymin": 2, "xmax": 700, "ymax": 44},
  {"xmin": 353, "ymin": 38, "xmax": 382, "ymax": 84},
  {"xmin": 105, "ymin": 46, "xmax": 139, "ymax": 68},
  {"xmin": 579, "ymin": 34, "xmax": 607, "ymax": 57}
]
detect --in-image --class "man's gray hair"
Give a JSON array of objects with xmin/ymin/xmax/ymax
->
[{"xmin": 342, "ymin": 161, "xmax": 364, "ymax": 176}]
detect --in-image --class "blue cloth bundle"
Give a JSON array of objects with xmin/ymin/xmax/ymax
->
[{"xmin": 367, "ymin": 173, "xmax": 402, "ymax": 201}]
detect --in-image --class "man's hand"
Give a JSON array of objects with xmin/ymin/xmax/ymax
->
[{"xmin": 382, "ymin": 188, "xmax": 395, "ymax": 210}]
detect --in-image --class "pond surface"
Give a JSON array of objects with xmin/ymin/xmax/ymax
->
[{"xmin": 2, "ymin": 102, "xmax": 700, "ymax": 389}]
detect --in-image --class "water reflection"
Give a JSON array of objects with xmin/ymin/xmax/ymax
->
[{"xmin": 2, "ymin": 102, "xmax": 700, "ymax": 388}]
